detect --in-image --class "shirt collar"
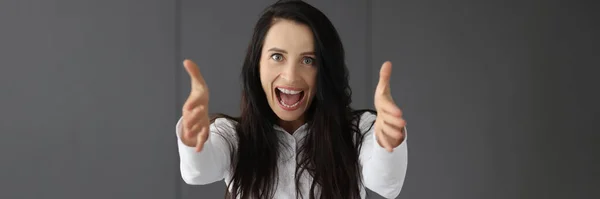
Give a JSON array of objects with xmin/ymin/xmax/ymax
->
[{"xmin": 273, "ymin": 123, "xmax": 309, "ymax": 140}]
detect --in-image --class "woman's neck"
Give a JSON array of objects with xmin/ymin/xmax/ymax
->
[{"xmin": 278, "ymin": 117, "xmax": 305, "ymax": 134}]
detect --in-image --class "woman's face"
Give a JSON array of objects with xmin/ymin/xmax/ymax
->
[{"xmin": 259, "ymin": 19, "xmax": 317, "ymax": 125}]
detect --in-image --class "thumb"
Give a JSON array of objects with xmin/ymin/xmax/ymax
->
[
  {"xmin": 376, "ymin": 61, "xmax": 393, "ymax": 96},
  {"xmin": 183, "ymin": 59, "xmax": 206, "ymax": 89}
]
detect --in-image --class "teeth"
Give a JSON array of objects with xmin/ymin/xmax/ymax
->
[
  {"xmin": 280, "ymin": 99, "xmax": 301, "ymax": 108},
  {"xmin": 277, "ymin": 88, "xmax": 302, "ymax": 94}
]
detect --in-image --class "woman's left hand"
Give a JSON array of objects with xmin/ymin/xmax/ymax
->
[{"xmin": 374, "ymin": 61, "xmax": 407, "ymax": 152}]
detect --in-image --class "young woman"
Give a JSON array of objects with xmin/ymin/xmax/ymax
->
[{"xmin": 176, "ymin": 1, "xmax": 408, "ymax": 198}]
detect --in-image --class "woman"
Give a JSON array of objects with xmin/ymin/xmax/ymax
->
[{"xmin": 176, "ymin": 1, "xmax": 408, "ymax": 198}]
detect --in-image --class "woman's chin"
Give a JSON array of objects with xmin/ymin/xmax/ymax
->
[{"xmin": 273, "ymin": 108, "xmax": 304, "ymax": 122}]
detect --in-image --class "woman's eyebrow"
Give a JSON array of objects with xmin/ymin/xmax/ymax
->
[
  {"xmin": 267, "ymin": 47, "xmax": 314, "ymax": 56},
  {"xmin": 268, "ymin": 47, "xmax": 287, "ymax": 54},
  {"xmin": 300, "ymin": 51, "xmax": 315, "ymax": 56}
]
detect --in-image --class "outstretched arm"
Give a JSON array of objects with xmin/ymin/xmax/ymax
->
[
  {"xmin": 176, "ymin": 59, "xmax": 235, "ymax": 185},
  {"xmin": 361, "ymin": 61, "xmax": 409, "ymax": 199},
  {"xmin": 176, "ymin": 117, "xmax": 235, "ymax": 185},
  {"xmin": 360, "ymin": 113, "xmax": 408, "ymax": 199}
]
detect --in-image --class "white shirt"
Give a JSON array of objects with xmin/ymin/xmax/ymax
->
[{"xmin": 175, "ymin": 112, "xmax": 408, "ymax": 199}]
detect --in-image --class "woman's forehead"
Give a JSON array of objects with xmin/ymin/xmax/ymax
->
[{"xmin": 263, "ymin": 19, "xmax": 314, "ymax": 54}]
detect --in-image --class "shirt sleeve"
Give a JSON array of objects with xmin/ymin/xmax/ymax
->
[
  {"xmin": 359, "ymin": 112, "xmax": 408, "ymax": 199},
  {"xmin": 175, "ymin": 117, "xmax": 237, "ymax": 185}
]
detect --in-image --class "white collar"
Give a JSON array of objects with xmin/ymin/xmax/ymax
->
[{"xmin": 273, "ymin": 123, "xmax": 309, "ymax": 140}]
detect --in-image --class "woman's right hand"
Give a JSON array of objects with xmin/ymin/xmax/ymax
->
[{"xmin": 181, "ymin": 59, "xmax": 210, "ymax": 152}]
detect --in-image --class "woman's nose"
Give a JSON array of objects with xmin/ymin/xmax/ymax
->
[{"xmin": 280, "ymin": 63, "xmax": 300, "ymax": 83}]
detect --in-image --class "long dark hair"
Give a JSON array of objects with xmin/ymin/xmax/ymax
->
[{"xmin": 213, "ymin": 1, "xmax": 372, "ymax": 198}]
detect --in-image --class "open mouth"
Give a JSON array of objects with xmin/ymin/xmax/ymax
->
[{"xmin": 275, "ymin": 87, "xmax": 305, "ymax": 110}]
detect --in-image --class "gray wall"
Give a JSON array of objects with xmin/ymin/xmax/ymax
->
[
  {"xmin": 1, "ymin": 0, "xmax": 178, "ymax": 199},
  {"xmin": 1, "ymin": 0, "xmax": 597, "ymax": 199},
  {"xmin": 371, "ymin": 1, "xmax": 599, "ymax": 198}
]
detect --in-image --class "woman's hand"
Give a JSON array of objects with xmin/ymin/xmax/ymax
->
[
  {"xmin": 374, "ymin": 61, "xmax": 407, "ymax": 152},
  {"xmin": 181, "ymin": 59, "xmax": 211, "ymax": 152}
]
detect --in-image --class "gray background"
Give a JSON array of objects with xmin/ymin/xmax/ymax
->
[{"xmin": 0, "ymin": 0, "xmax": 598, "ymax": 199}]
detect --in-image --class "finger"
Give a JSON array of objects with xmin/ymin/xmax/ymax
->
[
  {"xmin": 381, "ymin": 112, "xmax": 406, "ymax": 132},
  {"xmin": 376, "ymin": 97, "xmax": 402, "ymax": 117},
  {"xmin": 186, "ymin": 112, "xmax": 209, "ymax": 137},
  {"xmin": 375, "ymin": 61, "xmax": 393, "ymax": 96},
  {"xmin": 183, "ymin": 122, "xmax": 199, "ymax": 142},
  {"xmin": 182, "ymin": 109, "xmax": 195, "ymax": 138},
  {"xmin": 382, "ymin": 119, "xmax": 405, "ymax": 140},
  {"xmin": 181, "ymin": 111, "xmax": 190, "ymax": 140},
  {"xmin": 379, "ymin": 131, "xmax": 394, "ymax": 152},
  {"xmin": 381, "ymin": 127, "xmax": 404, "ymax": 150},
  {"xmin": 187, "ymin": 116, "xmax": 205, "ymax": 134},
  {"xmin": 195, "ymin": 125, "xmax": 209, "ymax": 152},
  {"xmin": 380, "ymin": 130, "xmax": 399, "ymax": 152},
  {"xmin": 183, "ymin": 59, "xmax": 207, "ymax": 89},
  {"xmin": 376, "ymin": 120, "xmax": 394, "ymax": 152},
  {"xmin": 182, "ymin": 108, "xmax": 191, "ymax": 132},
  {"xmin": 183, "ymin": 106, "xmax": 207, "ymax": 129},
  {"xmin": 183, "ymin": 94, "xmax": 208, "ymax": 112}
]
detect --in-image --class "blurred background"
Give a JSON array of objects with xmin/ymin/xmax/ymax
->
[{"xmin": 0, "ymin": 0, "xmax": 598, "ymax": 198}]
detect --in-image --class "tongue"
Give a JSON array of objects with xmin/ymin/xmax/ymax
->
[{"xmin": 280, "ymin": 92, "xmax": 301, "ymax": 105}]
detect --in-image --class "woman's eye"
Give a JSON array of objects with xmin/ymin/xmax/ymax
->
[
  {"xmin": 271, "ymin": 54, "xmax": 283, "ymax": 61},
  {"xmin": 302, "ymin": 57, "xmax": 314, "ymax": 65}
]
